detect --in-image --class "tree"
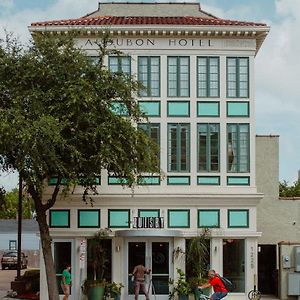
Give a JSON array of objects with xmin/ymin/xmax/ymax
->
[
  {"xmin": 279, "ymin": 180, "xmax": 300, "ymax": 197},
  {"xmin": 0, "ymin": 188, "xmax": 34, "ymax": 219},
  {"xmin": 0, "ymin": 33, "xmax": 159, "ymax": 300}
]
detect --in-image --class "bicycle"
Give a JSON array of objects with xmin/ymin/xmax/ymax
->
[{"xmin": 196, "ymin": 288, "xmax": 210, "ymax": 300}]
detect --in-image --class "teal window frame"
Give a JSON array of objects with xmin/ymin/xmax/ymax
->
[
  {"xmin": 197, "ymin": 56, "xmax": 220, "ymax": 98},
  {"xmin": 49, "ymin": 209, "xmax": 70, "ymax": 228},
  {"xmin": 167, "ymin": 56, "xmax": 190, "ymax": 97},
  {"xmin": 227, "ymin": 102, "xmax": 249, "ymax": 117},
  {"xmin": 197, "ymin": 101, "xmax": 220, "ymax": 117},
  {"xmin": 108, "ymin": 56, "xmax": 131, "ymax": 75},
  {"xmin": 228, "ymin": 209, "xmax": 249, "ymax": 228},
  {"xmin": 167, "ymin": 123, "xmax": 190, "ymax": 172},
  {"xmin": 108, "ymin": 176, "xmax": 128, "ymax": 185},
  {"xmin": 197, "ymin": 176, "xmax": 220, "ymax": 185},
  {"xmin": 227, "ymin": 123, "xmax": 250, "ymax": 173},
  {"xmin": 197, "ymin": 123, "xmax": 220, "ymax": 172},
  {"xmin": 198, "ymin": 209, "xmax": 220, "ymax": 228},
  {"xmin": 227, "ymin": 57, "xmax": 249, "ymax": 98},
  {"xmin": 167, "ymin": 101, "xmax": 190, "ymax": 117},
  {"xmin": 138, "ymin": 101, "xmax": 161, "ymax": 117},
  {"xmin": 167, "ymin": 176, "xmax": 190, "ymax": 185},
  {"xmin": 168, "ymin": 210, "xmax": 190, "ymax": 228},
  {"xmin": 227, "ymin": 176, "xmax": 250, "ymax": 186},
  {"xmin": 138, "ymin": 56, "xmax": 160, "ymax": 97},
  {"xmin": 138, "ymin": 209, "xmax": 160, "ymax": 218},
  {"xmin": 138, "ymin": 176, "xmax": 160, "ymax": 185},
  {"xmin": 108, "ymin": 209, "xmax": 130, "ymax": 228},
  {"xmin": 78, "ymin": 209, "xmax": 100, "ymax": 228}
]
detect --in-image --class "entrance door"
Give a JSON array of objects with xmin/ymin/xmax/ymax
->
[{"xmin": 126, "ymin": 239, "xmax": 172, "ymax": 300}]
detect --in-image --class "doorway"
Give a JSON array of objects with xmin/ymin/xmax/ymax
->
[
  {"xmin": 258, "ymin": 244, "xmax": 277, "ymax": 295},
  {"xmin": 126, "ymin": 239, "xmax": 172, "ymax": 300}
]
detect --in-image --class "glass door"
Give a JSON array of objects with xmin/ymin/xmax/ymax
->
[{"xmin": 126, "ymin": 239, "xmax": 172, "ymax": 300}]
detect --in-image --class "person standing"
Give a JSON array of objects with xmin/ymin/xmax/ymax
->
[
  {"xmin": 61, "ymin": 264, "xmax": 72, "ymax": 300},
  {"xmin": 132, "ymin": 263, "xmax": 151, "ymax": 300},
  {"xmin": 199, "ymin": 269, "xmax": 228, "ymax": 300}
]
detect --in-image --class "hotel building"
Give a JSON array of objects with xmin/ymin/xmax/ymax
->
[{"xmin": 29, "ymin": 2, "xmax": 270, "ymax": 299}]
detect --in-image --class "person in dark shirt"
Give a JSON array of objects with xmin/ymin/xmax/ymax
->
[{"xmin": 199, "ymin": 269, "xmax": 228, "ymax": 300}]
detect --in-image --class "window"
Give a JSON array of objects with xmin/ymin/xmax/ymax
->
[
  {"xmin": 9, "ymin": 240, "xmax": 17, "ymax": 250},
  {"xmin": 168, "ymin": 57, "xmax": 190, "ymax": 97},
  {"xmin": 168, "ymin": 210, "xmax": 190, "ymax": 228},
  {"xmin": 167, "ymin": 101, "xmax": 190, "ymax": 117},
  {"xmin": 197, "ymin": 102, "xmax": 219, "ymax": 117},
  {"xmin": 197, "ymin": 176, "xmax": 220, "ymax": 185},
  {"xmin": 138, "ymin": 57, "xmax": 160, "ymax": 97},
  {"xmin": 198, "ymin": 210, "xmax": 220, "ymax": 228},
  {"xmin": 138, "ymin": 123, "xmax": 160, "ymax": 147},
  {"xmin": 197, "ymin": 57, "xmax": 219, "ymax": 97},
  {"xmin": 227, "ymin": 176, "xmax": 250, "ymax": 186},
  {"xmin": 167, "ymin": 124, "xmax": 190, "ymax": 172},
  {"xmin": 198, "ymin": 124, "xmax": 220, "ymax": 172},
  {"xmin": 110, "ymin": 101, "xmax": 128, "ymax": 116},
  {"xmin": 78, "ymin": 209, "xmax": 100, "ymax": 228},
  {"xmin": 167, "ymin": 176, "xmax": 190, "ymax": 185},
  {"xmin": 108, "ymin": 209, "xmax": 130, "ymax": 228},
  {"xmin": 49, "ymin": 210, "xmax": 70, "ymax": 228},
  {"xmin": 108, "ymin": 176, "xmax": 128, "ymax": 185},
  {"xmin": 138, "ymin": 101, "xmax": 160, "ymax": 117},
  {"xmin": 227, "ymin": 57, "xmax": 249, "ymax": 98},
  {"xmin": 228, "ymin": 210, "xmax": 249, "ymax": 228},
  {"xmin": 138, "ymin": 176, "xmax": 160, "ymax": 185},
  {"xmin": 227, "ymin": 102, "xmax": 249, "ymax": 117},
  {"xmin": 108, "ymin": 56, "xmax": 131, "ymax": 75},
  {"xmin": 227, "ymin": 124, "xmax": 249, "ymax": 172},
  {"xmin": 138, "ymin": 210, "xmax": 160, "ymax": 217}
]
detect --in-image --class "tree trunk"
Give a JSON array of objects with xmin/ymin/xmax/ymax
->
[{"xmin": 36, "ymin": 203, "xmax": 59, "ymax": 300}]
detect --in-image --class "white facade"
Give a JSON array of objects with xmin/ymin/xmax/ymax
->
[{"xmin": 29, "ymin": 3, "xmax": 270, "ymax": 300}]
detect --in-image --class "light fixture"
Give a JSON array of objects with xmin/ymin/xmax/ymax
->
[{"xmin": 116, "ymin": 245, "xmax": 121, "ymax": 252}]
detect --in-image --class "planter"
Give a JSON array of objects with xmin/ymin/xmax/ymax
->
[
  {"xmin": 111, "ymin": 293, "xmax": 121, "ymax": 300},
  {"xmin": 87, "ymin": 286, "xmax": 105, "ymax": 300},
  {"xmin": 178, "ymin": 294, "xmax": 189, "ymax": 300}
]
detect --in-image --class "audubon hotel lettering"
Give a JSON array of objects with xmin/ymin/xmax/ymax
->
[{"xmin": 85, "ymin": 38, "xmax": 212, "ymax": 47}]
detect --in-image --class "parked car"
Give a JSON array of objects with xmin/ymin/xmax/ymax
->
[{"xmin": 1, "ymin": 250, "xmax": 28, "ymax": 270}]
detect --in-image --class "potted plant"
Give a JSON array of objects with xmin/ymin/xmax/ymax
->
[
  {"xmin": 186, "ymin": 229, "xmax": 211, "ymax": 299},
  {"xmin": 169, "ymin": 268, "xmax": 192, "ymax": 300},
  {"xmin": 107, "ymin": 282, "xmax": 124, "ymax": 300},
  {"xmin": 82, "ymin": 229, "xmax": 110, "ymax": 300}
]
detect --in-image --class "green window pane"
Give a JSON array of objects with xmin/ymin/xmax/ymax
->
[
  {"xmin": 227, "ymin": 102, "xmax": 249, "ymax": 117},
  {"xmin": 50, "ymin": 210, "xmax": 70, "ymax": 228},
  {"xmin": 197, "ymin": 176, "xmax": 220, "ymax": 185},
  {"xmin": 138, "ymin": 176, "xmax": 160, "ymax": 185},
  {"xmin": 109, "ymin": 210, "xmax": 130, "ymax": 228},
  {"xmin": 227, "ymin": 176, "xmax": 250, "ymax": 185},
  {"xmin": 139, "ymin": 210, "xmax": 160, "ymax": 218},
  {"xmin": 197, "ymin": 102, "xmax": 219, "ymax": 117},
  {"xmin": 167, "ymin": 176, "xmax": 190, "ymax": 185},
  {"xmin": 228, "ymin": 210, "xmax": 249, "ymax": 227},
  {"xmin": 198, "ymin": 210, "xmax": 220, "ymax": 227},
  {"xmin": 167, "ymin": 101, "xmax": 190, "ymax": 117},
  {"xmin": 139, "ymin": 101, "xmax": 160, "ymax": 116},
  {"xmin": 168, "ymin": 210, "xmax": 190, "ymax": 228},
  {"xmin": 108, "ymin": 176, "xmax": 128, "ymax": 185},
  {"xmin": 78, "ymin": 210, "xmax": 100, "ymax": 228},
  {"xmin": 111, "ymin": 102, "xmax": 128, "ymax": 116}
]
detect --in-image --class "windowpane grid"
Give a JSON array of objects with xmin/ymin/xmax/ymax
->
[
  {"xmin": 109, "ymin": 56, "xmax": 131, "ymax": 76},
  {"xmin": 198, "ymin": 124, "xmax": 219, "ymax": 172}
]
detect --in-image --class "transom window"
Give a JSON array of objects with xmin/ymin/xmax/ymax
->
[
  {"xmin": 138, "ymin": 56, "xmax": 160, "ymax": 97},
  {"xmin": 198, "ymin": 123, "xmax": 220, "ymax": 172},
  {"xmin": 197, "ymin": 57, "xmax": 219, "ymax": 97},
  {"xmin": 227, "ymin": 57, "xmax": 249, "ymax": 98},
  {"xmin": 108, "ymin": 56, "xmax": 131, "ymax": 75},
  {"xmin": 167, "ymin": 123, "xmax": 190, "ymax": 172},
  {"xmin": 168, "ymin": 57, "xmax": 190, "ymax": 97},
  {"xmin": 227, "ymin": 124, "xmax": 250, "ymax": 172}
]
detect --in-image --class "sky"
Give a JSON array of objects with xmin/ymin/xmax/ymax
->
[{"xmin": 0, "ymin": 0, "xmax": 299, "ymax": 190}]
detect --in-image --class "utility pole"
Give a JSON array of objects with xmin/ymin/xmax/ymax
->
[{"xmin": 17, "ymin": 172, "xmax": 22, "ymax": 280}]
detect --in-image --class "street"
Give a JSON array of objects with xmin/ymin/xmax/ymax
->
[{"xmin": 0, "ymin": 268, "xmax": 25, "ymax": 298}]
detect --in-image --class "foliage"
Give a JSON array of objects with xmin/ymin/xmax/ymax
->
[
  {"xmin": 0, "ymin": 188, "xmax": 34, "ymax": 219},
  {"xmin": 0, "ymin": 32, "xmax": 159, "ymax": 300},
  {"xmin": 186, "ymin": 228, "xmax": 210, "ymax": 279},
  {"xmin": 169, "ymin": 268, "xmax": 192, "ymax": 299},
  {"xmin": 107, "ymin": 282, "xmax": 124, "ymax": 296},
  {"xmin": 82, "ymin": 279, "xmax": 106, "ymax": 295},
  {"xmin": 279, "ymin": 180, "xmax": 300, "ymax": 197}
]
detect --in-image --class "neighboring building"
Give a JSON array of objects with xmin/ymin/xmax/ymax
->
[
  {"xmin": 0, "ymin": 219, "xmax": 40, "ymax": 268},
  {"xmin": 256, "ymin": 135, "xmax": 300, "ymax": 299},
  {"xmin": 29, "ymin": 2, "xmax": 270, "ymax": 299}
]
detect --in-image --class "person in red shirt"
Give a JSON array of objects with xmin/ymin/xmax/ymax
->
[{"xmin": 199, "ymin": 269, "xmax": 228, "ymax": 300}]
